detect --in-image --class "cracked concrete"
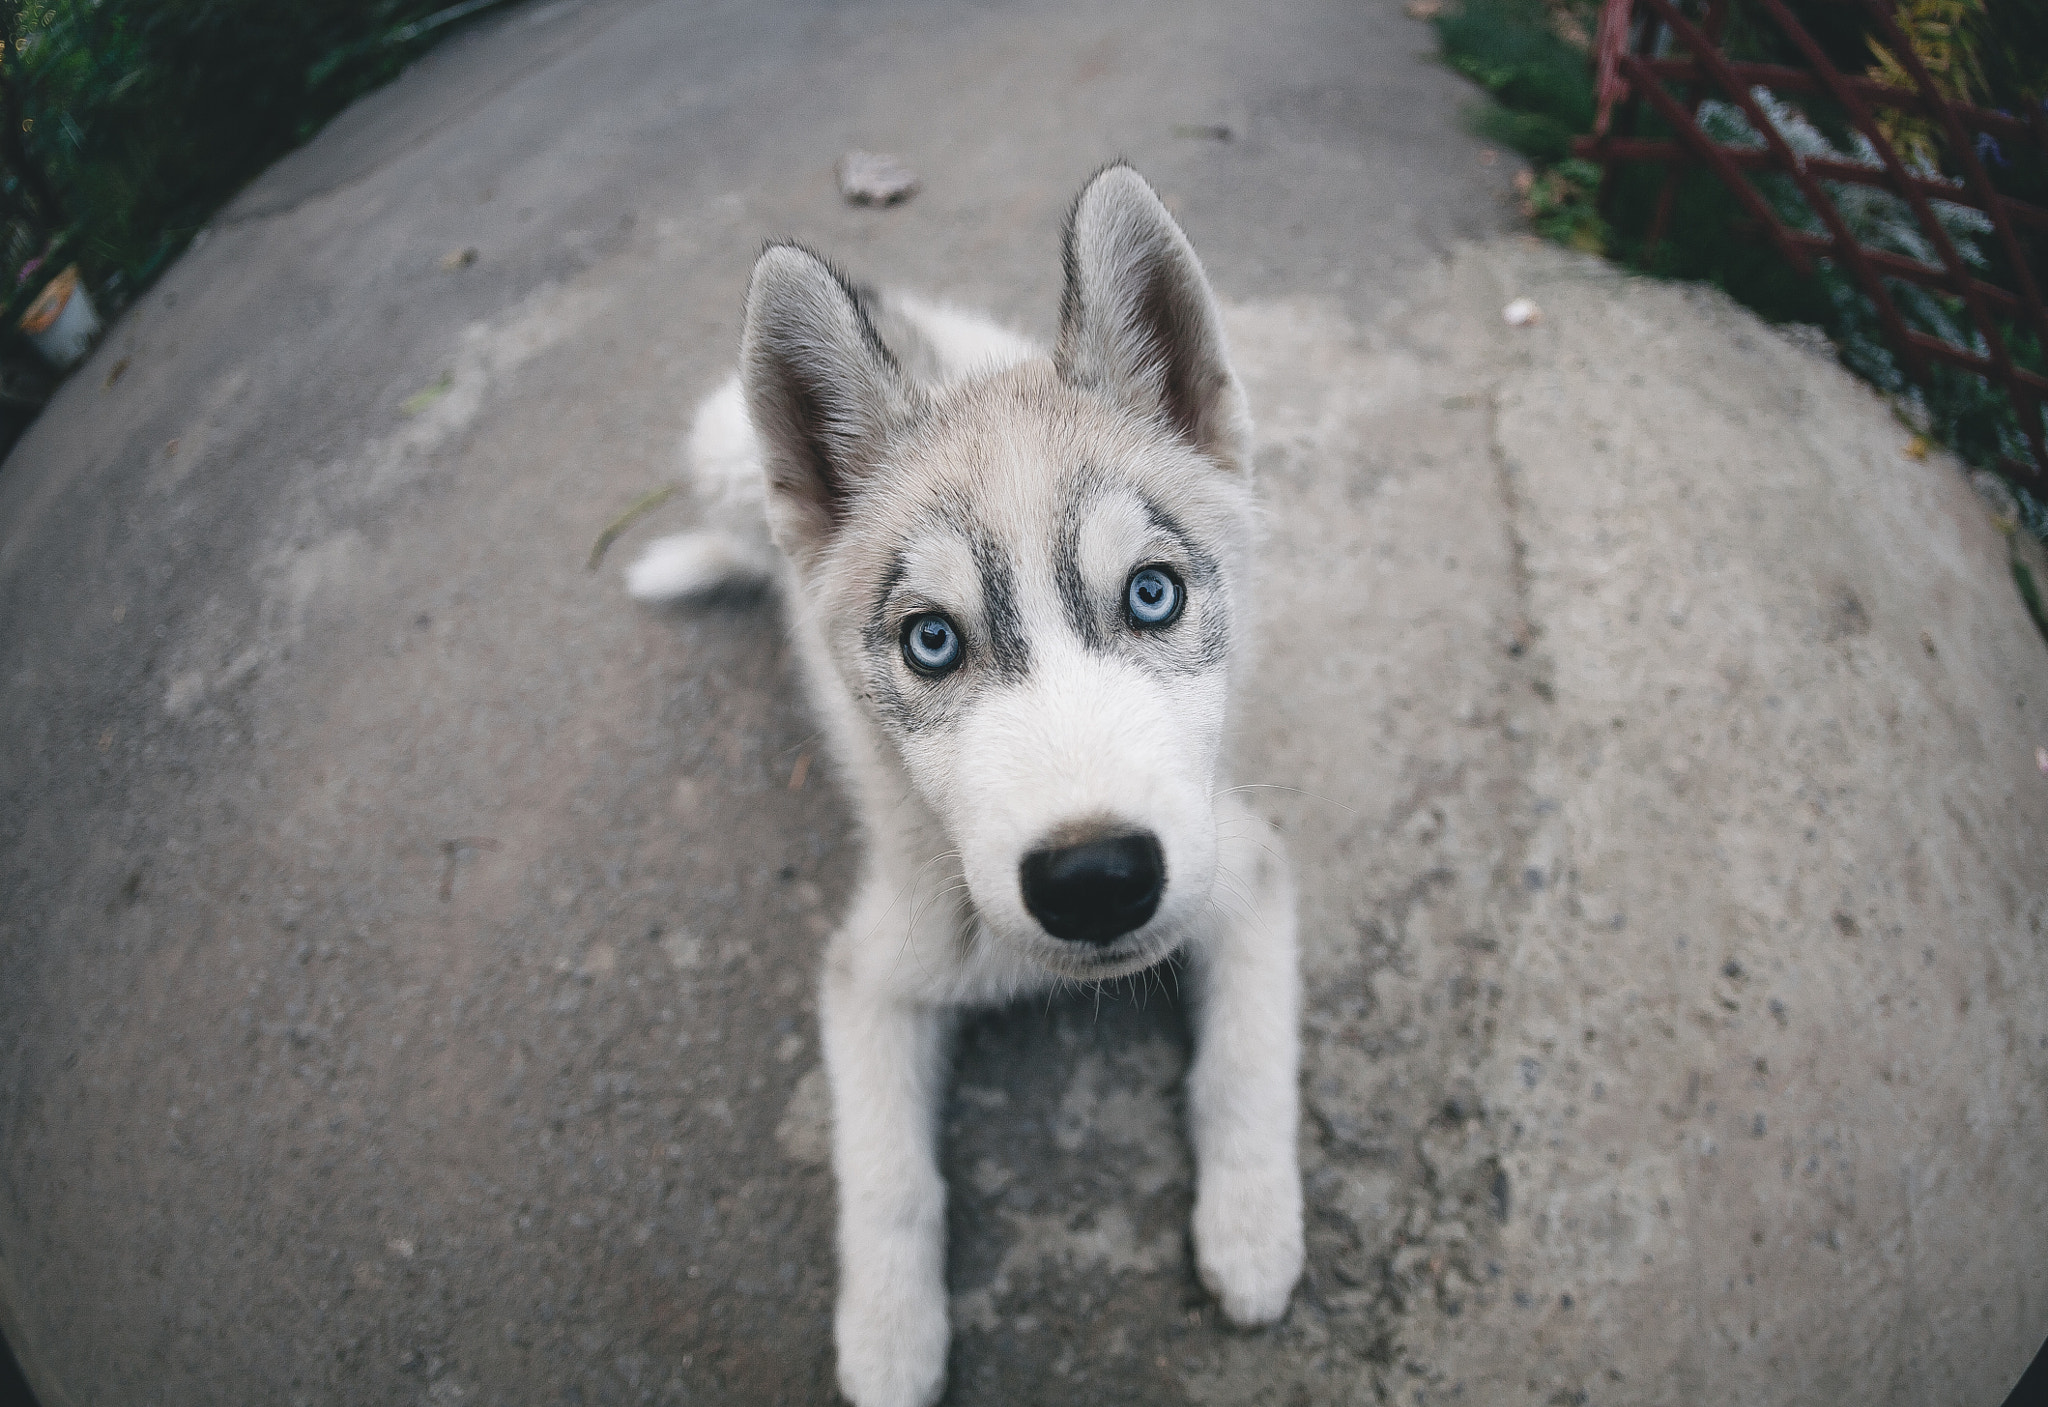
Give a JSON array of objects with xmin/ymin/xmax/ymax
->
[
  {"xmin": 1232, "ymin": 241, "xmax": 2048, "ymax": 1406},
  {"xmin": 3, "ymin": 0, "xmax": 2047, "ymax": 1404}
]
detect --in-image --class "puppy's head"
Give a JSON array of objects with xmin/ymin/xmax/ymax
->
[{"xmin": 742, "ymin": 165, "xmax": 1254, "ymax": 979}]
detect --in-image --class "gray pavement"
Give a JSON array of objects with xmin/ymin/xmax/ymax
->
[{"xmin": 3, "ymin": 0, "xmax": 2046, "ymax": 1404}]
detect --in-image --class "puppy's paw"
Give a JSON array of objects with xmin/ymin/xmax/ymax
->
[
  {"xmin": 834, "ymin": 1276, "xmax": 949, "ymax": 1407},
  {"xmin": 1193, "ymin": 1164, "xmax": 1304, "ymax": 1325}
]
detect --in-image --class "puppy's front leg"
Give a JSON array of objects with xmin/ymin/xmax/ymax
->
[
  {"xmin": 1187, "ymin": 803, "xmax": 1304, "ymax": 1324},
  {"xmin": 821, "ymin": 953, "xmax": 953, "ymax": 1407}
]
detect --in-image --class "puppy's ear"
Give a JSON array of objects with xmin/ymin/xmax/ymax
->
[
  {"xmin": 1055, "ymin": 165, "xmax": 1251, "ymax": 475},
  {"xmin": 741, "ymin": 244, "xmax": 915, "ymax": 564}
]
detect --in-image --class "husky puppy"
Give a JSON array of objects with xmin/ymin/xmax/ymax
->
[{"xmin": 629, "ymin": 165, "xmax": 1301, "ymax": 1407}]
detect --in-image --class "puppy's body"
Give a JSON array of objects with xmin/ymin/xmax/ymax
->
[{"xmin": 631, "ymin": 168, "xmax": 1301, "ymax": 1407}]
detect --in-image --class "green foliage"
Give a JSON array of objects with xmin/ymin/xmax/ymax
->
[
  {"xmin": 1433, "ymin": 0, "xmax": 1595, "ymax": 130},
  {"xmin": 1608, "ymin": 162, "xmax": 1834, "ymax": 324},
  {"xmin": 1974, "ymin": 1, "xmax": 2048, "ymax": 113},
  {"xmin": 4, "ymin": 0, "xmax": 472, "ymax": 300},
  {"xmin": 1430, "ymin": 0, "xmax": 2048, "ymax": 538},
  {"xmin": 1437, "ymin": 0, "xmax": 1597, "ymax": 166},
  {"xmin": 1520, "ymin": 157, "xmax": 1607, "ymax": 251},
  {"xmin": 1470, "ymin": 103, "xmax": 1579, "ymax": 167},
  {"xmin": 2014, "ymin": 553, "xmax": 2048, "ymax": 647}
]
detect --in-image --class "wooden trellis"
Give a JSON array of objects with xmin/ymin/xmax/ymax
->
[{"xmin": 1575, "ymin": 0, "xmax": 2048, "ymax": 492}]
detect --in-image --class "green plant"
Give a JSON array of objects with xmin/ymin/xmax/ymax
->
[
  {"xmin": 1431, "ymin": 0, "xmax": 2048, "ymax": 542},
  {"xmin": 0, "ymin": 2, "xmax": 66, "ymax": 247},
  {"xmin": 3, "ymin": 0, "xmax": 503, "ymax": 303},
  {"xmin": 1865, "ymin": 0, "xmax": 1985, "ymax": 171},
  {"xmin": 1694, "ymin": 80, "xmax": 2047, "ymax": 534},
  {"xmin": 1438, "ymin": 0, "xmax": 1598, "ymax": 167},
  {"xmin": 2014, "ymin": 554, "xmax": 2048, "ymax": 645},
  {"xmin": 1517, "ymin": 157, "xmax": 1607, "ymax": 251}
]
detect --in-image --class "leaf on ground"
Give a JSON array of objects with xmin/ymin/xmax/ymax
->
[
  {"xmin": 587, "ymin": 484, "xmax": 680, "ymax": 570},
  {"xmin": 401, "ymin": 372, "xmax": 455, "ymax": 416}
]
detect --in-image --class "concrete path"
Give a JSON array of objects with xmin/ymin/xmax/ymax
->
[{"xmin": 3, "ymin": 0, "xmax": 2045, "ymax": 1404}]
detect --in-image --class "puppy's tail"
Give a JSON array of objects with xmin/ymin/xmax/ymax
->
[
  {"xmin": 625, "ymin": 530, "xmax": 775, "ymax": 602},
  {"xmin": 625, "ymin": 376, "xmax": 778, "ymax": 603}
]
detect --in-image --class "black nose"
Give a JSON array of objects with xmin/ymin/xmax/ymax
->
[{"xmin": 1020, "ymin": 831, "xmax": 1165, "ymax": 945}]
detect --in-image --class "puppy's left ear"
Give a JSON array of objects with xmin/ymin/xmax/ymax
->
[{"xmin": 1055, "ymin": 165, "xmax": 1251, "ymax": 475}]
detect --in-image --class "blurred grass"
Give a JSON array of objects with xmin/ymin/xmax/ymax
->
[{"xmin": 1438, "ymin": 0, "xmax": 1595, "ymax": 166}]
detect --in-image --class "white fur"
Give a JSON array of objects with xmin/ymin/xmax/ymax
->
[
  {"xmin": 622, "ymin": 526, "xmax": 775, "ymax": 600},
  {"xmin": 886, "ymin": 292, "xmax": 1039, "ymax": 376},
  {"xmin": 636, "ymin": 170, "xmax": 1302, "ymax": 1407},
  {"xmin": 625, "ymin": 379, "xmax": 773, "ymax": 603}
]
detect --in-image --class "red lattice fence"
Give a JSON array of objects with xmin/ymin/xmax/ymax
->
[{"xmin": 1574, "ymin": 0, "xmax": 2048, "ymax": 493}]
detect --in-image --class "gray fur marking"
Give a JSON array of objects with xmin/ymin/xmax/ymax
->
[
  {"xmin": 971, "ymin": 527, "xmax": 1031, "ymax": 680},
  {"xmin": 1049, "ymin": 468, "xmax": 1231, "ymax": 677},
  {"xmin": 1053, "ymin": 464, "xmax": 1113, "ymax": 651}
]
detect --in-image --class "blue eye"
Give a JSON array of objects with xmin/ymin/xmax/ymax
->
[
  {"xmin": 902, "ymin": 613, "xmax": 962, "ymax": 674},
  {"xmin": 1126, "ymin": 566, "xmax": 1182, "ymax": 628}
]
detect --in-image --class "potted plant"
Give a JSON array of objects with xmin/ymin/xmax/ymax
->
[{"xmin": 17, "ymin": 261, "xmax": 96, "ymax": 368}]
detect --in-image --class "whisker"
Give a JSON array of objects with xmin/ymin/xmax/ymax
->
[
  {"xmin": 1214, "ymin": 782, "xmax": 1357, "ymax": 816},
  {"xmin": 1213, "ymin": 863, "xmax": 1260, "ymax": 905},
  {"xmin": 889, "ymin": 849, "xmax": 967, "ymax": 983},
  {"xmin": 1212, "ymin": 864, "xmax": 1273, "ymax": 937},
  {"xmin": 1205, "ymin": 872, "xmax": 1261, "ymax": 927},
  {"xmin": 1211, "ymin": 814, "xmax": 1294, "ymax": 868}
]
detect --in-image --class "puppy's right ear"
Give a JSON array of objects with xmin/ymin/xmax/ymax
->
[{"xmin": 741, "ymin": 244, "xmax": 914, "ymax": 566}]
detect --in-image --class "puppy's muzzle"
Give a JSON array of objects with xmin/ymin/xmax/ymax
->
[{"xmin": 1020, "ymin": 829, "xmax": 1165, "ymax": 945}]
